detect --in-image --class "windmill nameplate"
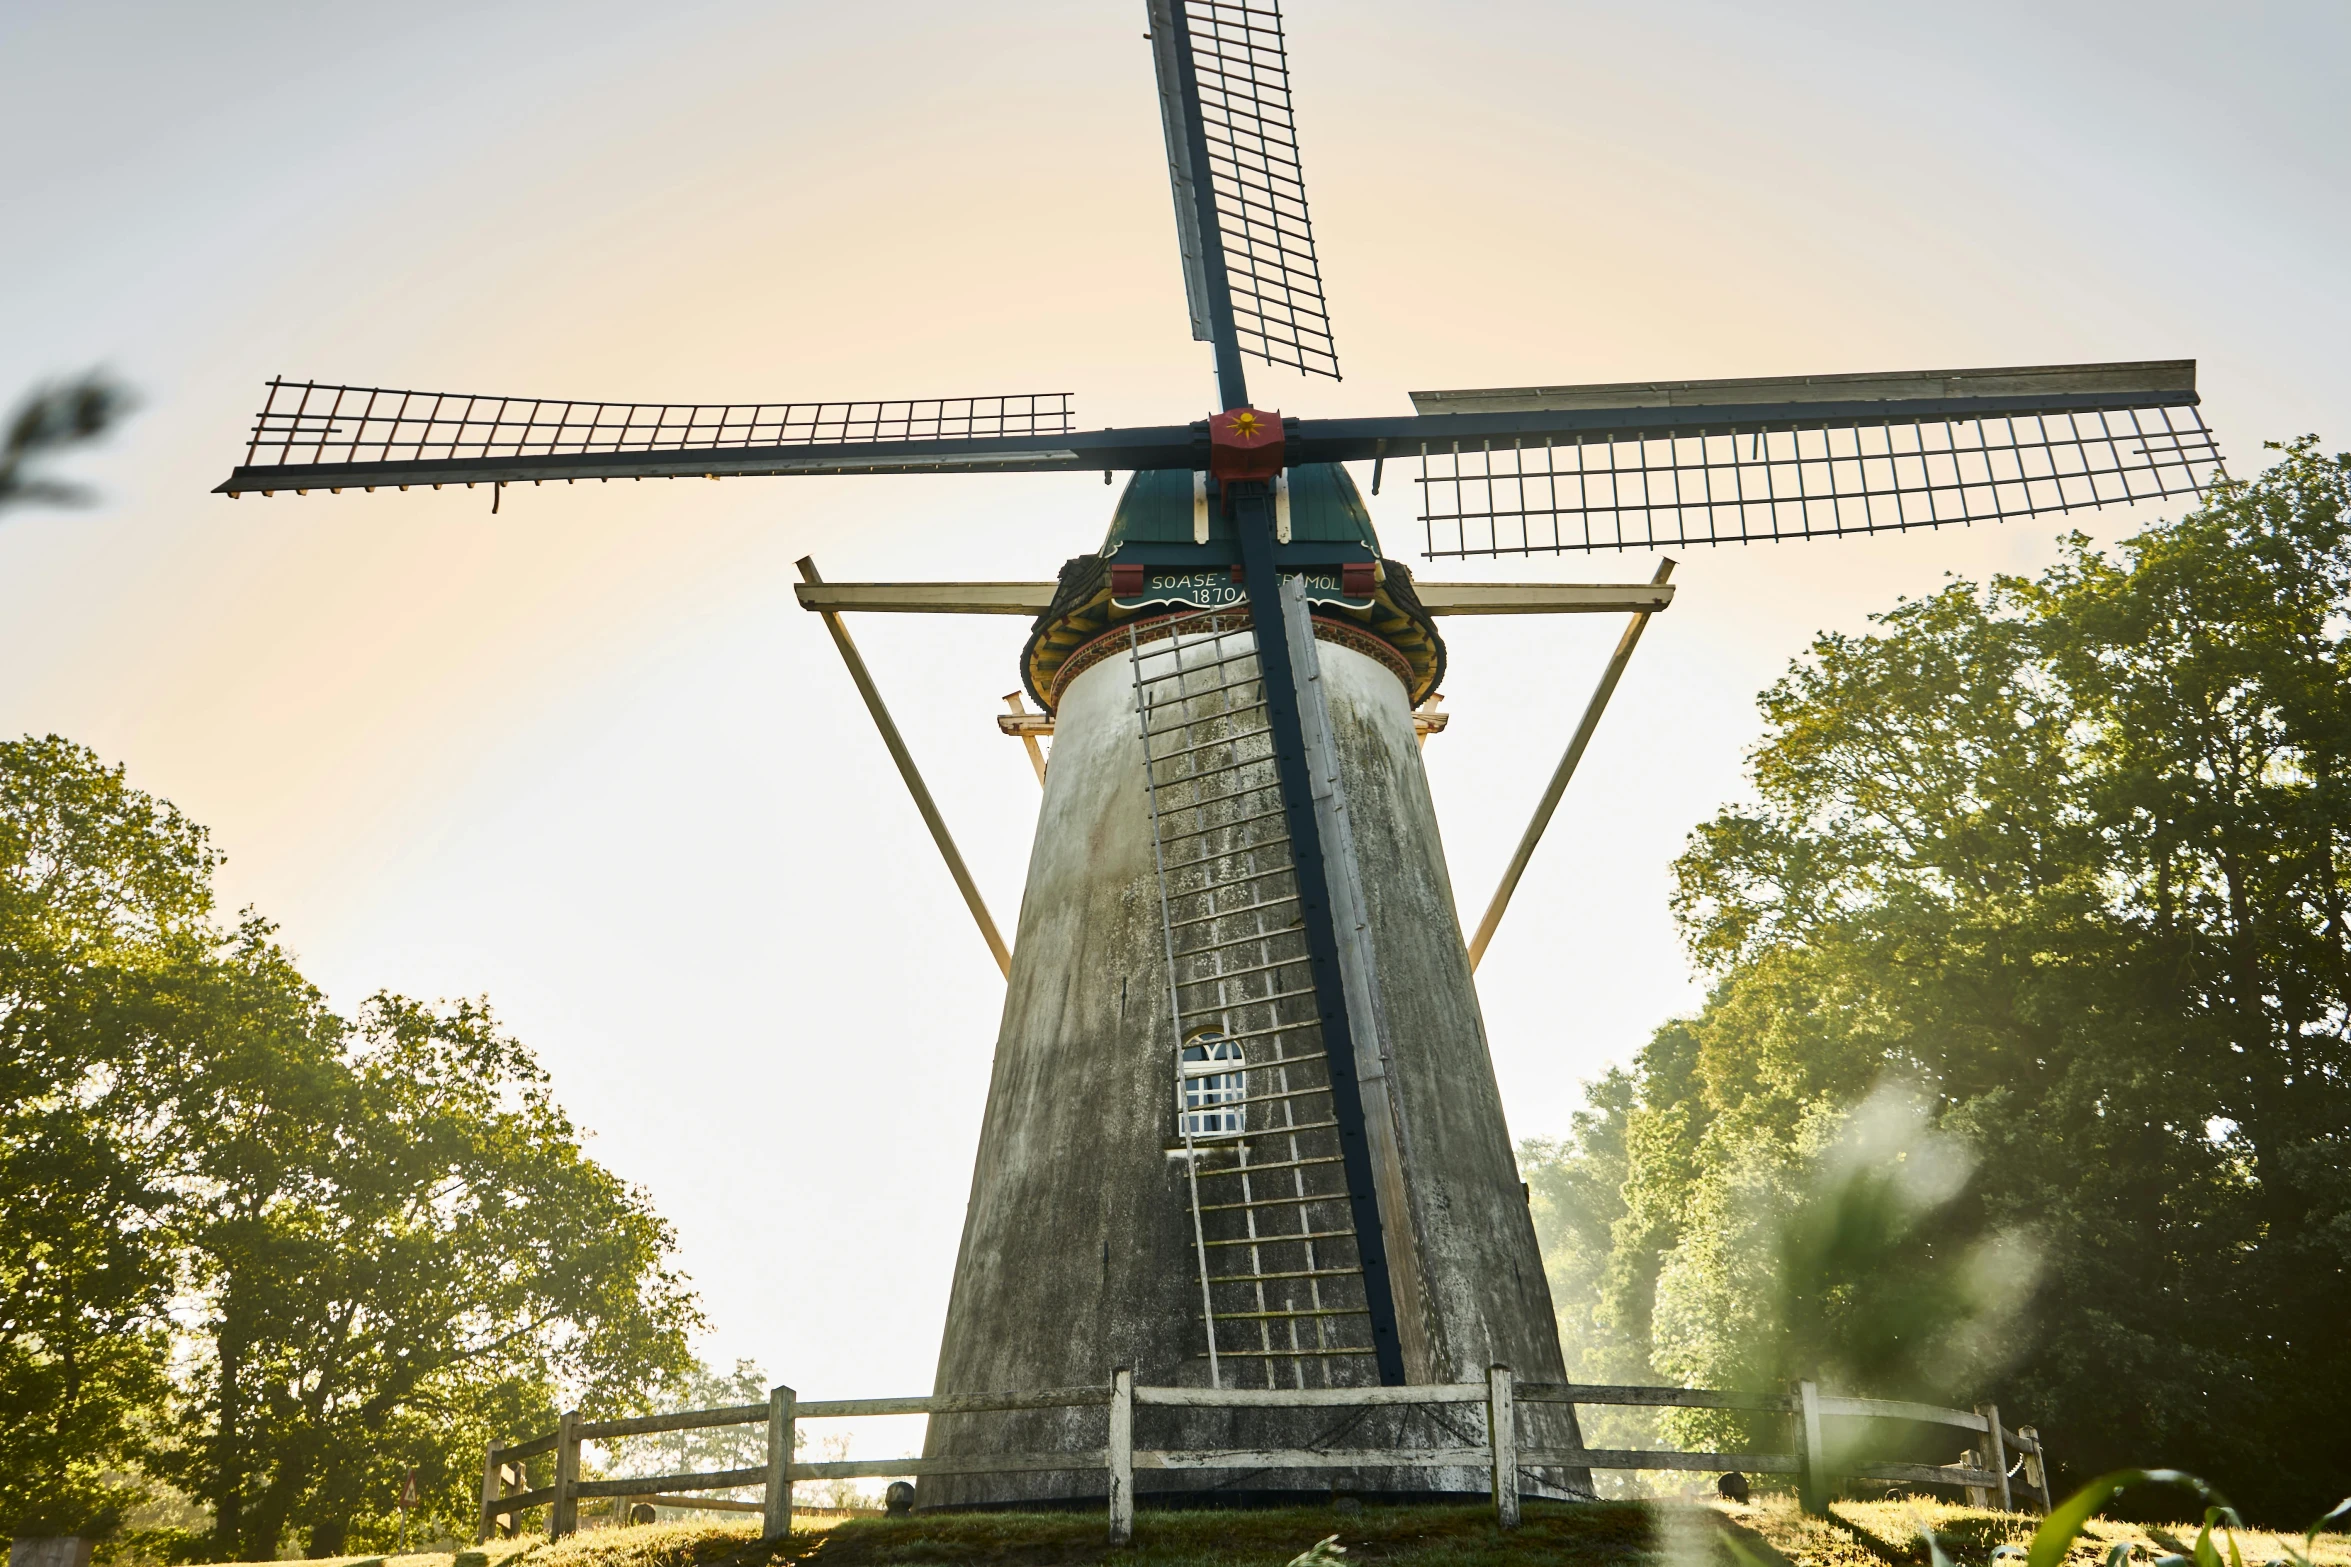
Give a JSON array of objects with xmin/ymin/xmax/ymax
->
[{"xmin": 1113, "ymin": 566, "xmax": 1372, "ymax": 615}]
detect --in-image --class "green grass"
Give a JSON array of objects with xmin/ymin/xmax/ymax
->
[{"xmin": 213, "ymin": 1498, "xmax": 2351, "ymax": 1567}]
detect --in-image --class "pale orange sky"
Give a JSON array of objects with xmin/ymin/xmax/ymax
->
[{"xmin": 5, "ymin": 0, "xmax": 2347, "ymax": 1412}]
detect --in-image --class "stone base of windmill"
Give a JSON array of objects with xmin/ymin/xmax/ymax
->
[{"xmin": 8, "ymin": 1540, "xmax": 97, "ymax": 1567}]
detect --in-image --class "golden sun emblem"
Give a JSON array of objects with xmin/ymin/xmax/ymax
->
[{"xmin": 1226, "ymin": 410, "xmax": 1264, "ymax": 440}]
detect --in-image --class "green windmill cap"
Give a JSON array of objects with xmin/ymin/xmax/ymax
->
[{"xmin": 1102, "ymin": 462, "xmax": 1382, "ymax": 561}]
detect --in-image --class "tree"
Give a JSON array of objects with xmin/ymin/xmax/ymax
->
[
  {"xmin": 0, "ymin": 736, "xmax": 216, "ymax": 1536},
  {"xmin": 1527, "ymin": 440, "xmax": 2351, "ymax": 1521},
  {"xmin": 163, "ymin": 981, "xmax": 703, "ymax": 1560},
  {"xmin": 0, "ymin": 736, "xmax": 703, "ymax": 1555},
  {"xmin": 638, "ymin": 1359, "xmax": 772, "ymax": 1486}
]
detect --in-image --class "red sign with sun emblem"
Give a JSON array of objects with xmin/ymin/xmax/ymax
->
[{"xmin": 1207, "ymin": 406, "xmax": 1285, "ymax": 484}]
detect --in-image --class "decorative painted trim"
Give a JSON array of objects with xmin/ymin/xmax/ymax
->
[{"xmin": 1050, "ymin": 612, "xmax": 1414, "ymax": 709}]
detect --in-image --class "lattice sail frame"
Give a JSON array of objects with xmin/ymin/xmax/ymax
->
[
  {"xmin": 1417, "ymin": 403, "xmax": 2223, "ymax": 556},
  {"xmin": 1184, "ymin": 0, "xmax": 1340, "ymax": 381},
  {"xmin": 237, "ymin": 378, "xmax": 1075, "ymax": 471}
]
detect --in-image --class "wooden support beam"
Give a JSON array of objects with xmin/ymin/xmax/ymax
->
[
  {"xmin": 798, "ymin": 557, "xmax": 1012, "ymax": 979},
  {"xmin": 1003, "ymin": 692, "xmax": 1048, "ymax": 785},
  {"xmin": 1466, "ymin": 558, "xmax": 1675, "ymax": 972},
  {"xmin": 1411, "ymin": 581, "xmax": 1675, "ymax": 615},
  {"xmin": 790, "ymin": 580, "xmax": 1677, "ymax": 617},
  {"xmin": 1413, "ymin": 695, "xmax": 1446, "ymax": 748},
  {"xmin": 793, "ymin": 581, "xmax": 1055, "ymax": 615}
]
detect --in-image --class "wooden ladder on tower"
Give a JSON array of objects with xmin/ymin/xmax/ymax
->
[{"xmin": 1128, "ymin": 603, "xmax": 1380, "ymax": 1389}]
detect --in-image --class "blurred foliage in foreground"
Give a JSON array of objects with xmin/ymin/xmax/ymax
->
[
  {"xmin": 0, "ymin": 737, "xmax": 703, "ymax": 1555},
  {"xmin": 1524, "ymin": 438, "xmax": 2351, "ymax": 1522},
  {"xmin": 0, "ymin": 374, "xmax": 133, "ymax": 513}
]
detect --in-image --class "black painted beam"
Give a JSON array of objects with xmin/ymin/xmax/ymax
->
[{"xmin": 1232, "ymin": 481, "xmax": 1407, "ymax": 1386}]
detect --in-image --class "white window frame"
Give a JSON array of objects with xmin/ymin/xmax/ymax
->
[{"xmin": 1179, "ymin": 1033, "xmax": 1247, "ymax": 1139}]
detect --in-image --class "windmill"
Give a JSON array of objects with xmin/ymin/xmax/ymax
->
[{"xmin": 213, "ymin": 0, "xmax": 2221, "ymax": 1510}]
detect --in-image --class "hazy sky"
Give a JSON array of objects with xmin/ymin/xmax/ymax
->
[{"xmin": 5, "ymin": 0, "xmax": 2346, "ymax": 1419}]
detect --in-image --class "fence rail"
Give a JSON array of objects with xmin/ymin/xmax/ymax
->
[{"xmin": 477, "ymin": 1368, "xmax": 2054, "ymax": 1546}]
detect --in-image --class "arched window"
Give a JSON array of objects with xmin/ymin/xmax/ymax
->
[{"xmin": 1180, "ymin": 1032, "xmax": 1246, "ymax": 1139}]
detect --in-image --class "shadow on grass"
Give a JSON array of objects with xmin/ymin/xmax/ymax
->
[
  {"xmin": 781, "ymin": 1500, "xmax": 1656, "ymax": 1567},
  {"xmin": 1817, "ymin": 1507, "xmax": 1915, "ymax": 1567}
]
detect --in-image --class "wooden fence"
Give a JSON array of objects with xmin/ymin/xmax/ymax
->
[{"xmin": 477, "ymin": 1369, "xmax": 2055, "ymax": 1546}]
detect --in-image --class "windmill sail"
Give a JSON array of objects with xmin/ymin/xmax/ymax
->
[
  {"xmin": 1391, "ymin": 361, "xmax": 2221, "ymax": 556},
  {"xmin": 1150, "ymin": 0, "xmax": 1340, "ymax": 392},
  {"xmin": 215, "ymin": 379, "xmax": 1082, "ymax": 494}
]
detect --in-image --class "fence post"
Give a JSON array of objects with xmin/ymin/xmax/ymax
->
[
  {"xmin": 1487, "ymin": 1365, "xmax": 1519, "ymax": 1529},
  {"xmin": 1108, "ymin": 1368, "xmax": 1135, "ymax": 1545},
  {"xmin": 1979, "ymin": 1404, "xmax": 2010, "ymax": 1511},
  {"xmin": 477, "ymin": 1441, "xmax": 504, "ymax": 1545},
  {"xmin": 763, "ymin": 1384, "xmax": 796, "ymax": 1541},
  {"xmin": 1962, "ymin": 1407, "xmax": 1990, "ymax": 1509},
  {"xmin": 551, "ymin": 1410, "xmax": 581, "ymax": 1539},
  {"xmin": 1796, "ymin": 1380, "xmax": 1827, "ymax": 1514},
  {"xmin": 2018, "ymin": 1425, "xmax": 2053, "ymax": 1513}
]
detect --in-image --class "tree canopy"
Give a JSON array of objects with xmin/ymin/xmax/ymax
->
[
  {"xmin": 1525, "ymin": 439, "xmax": 2351, "ymax": 1521},
  {"xmin": 0, "ymin": 736, "xmax": 700, "ymax": 1555}
]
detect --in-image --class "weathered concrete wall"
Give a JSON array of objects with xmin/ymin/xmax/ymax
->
[
  {"xmin": 1314, "ymin": 642, "xmax": 1569, "ymax": 1391},
  {"xmin": 919, "ymin": 623, "xmax": 1579, "ymax": 1506}
]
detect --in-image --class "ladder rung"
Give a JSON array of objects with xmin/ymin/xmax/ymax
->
[
  {"xmin": 1221, "ymin": 1082, "xmax": 1338, "ymax": 1111},
  {"xmin": 1174, "ymin": 926, "xmax": 1307, "ymax": 964},
  {"xmin": 1162, "ymin": 1115, "xmax": 1342, "ymax": 1157},
  {"xmin": 1166, "ymin": 910, "xmax": 1297, "ymax": 947},
  {"xmin": 1163, "ymin": 1109, "xmax": 1339, "ymax": 1154},
  {"xmin": 1155, "ymin": 776, "xmax": 1282, "ymax": 817},
  {"xmin": 1133, "ymin": 645, "xmax": 1260, "ymax": 687},
  {"xmin": 1196, "ymin": 1347, "xmax": 1379, "ymax": 1360},
  {"xmin": 1203, "ymin": 1307, "xmax": 1371, "ymax": 1321},
  {"xmin": 1156, "ymin": 802, "xmax": 1290, "ymax": 848},
  {"xmin": 1142, "ymin": 696, "xmax": 1271, "ymax": 740},
  {"xmin": 1191, "ymin": 1154, "xmax": 1345, "ymax": 1180},
  {"xmin": 1203, "ymin": 1229, "xmax": 1354, "ymax": 1247},
  {"xmin": 1208, "ymin": 1266, "xmax": 1365, "ymax": 1285},
  {"xmin": 1232, "ymin": 1118, "xmax": 1341, "ymax": 1139},
  {"xmin": 1197, "ymin": 1190, "xmax": 1354, "ymax": 1213},
  {"xmin": 1168, "ymin": 891, "xmax": 1300, "ymax": 932},
  {"xmin": 1180, "ymin": 982, "xmax": 1317, "ymax": 1019},
  {"xmin": 1175, "ymin": 951, "xmax": 1314, "ymax": 987},
  {"xmin": 1164, "ymin": 862, "xmax": 1293, "ymax": 901},
  {"xmin": 1144, "ymin": 718, "xmax": 1273, "ymax": 765},
  {"xmin": 1169, "ymin": 1016, "xmax": 1320, "ymax": 1052},
  {"xmin": 1162, "ymin": 831, "xmax": 1294, "ymax": 878},
  {"xmin": 1153, "ymin": 750, "xmax": 1280, "ymax": 789}
]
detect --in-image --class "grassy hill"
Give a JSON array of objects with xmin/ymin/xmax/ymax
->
[{"xmin": 276, "ymin": 1498, "xmax": 2351, "ymax": 1567}]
